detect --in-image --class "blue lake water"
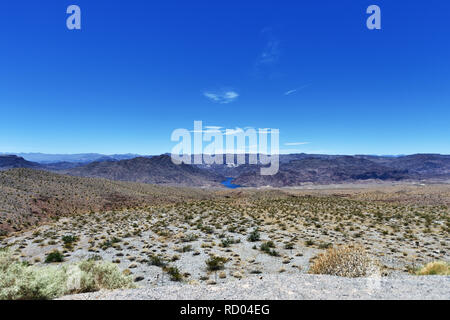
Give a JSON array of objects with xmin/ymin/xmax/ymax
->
[{"xmin": 221, "ymin": 177, "xmax": 241, "ymax": 189}]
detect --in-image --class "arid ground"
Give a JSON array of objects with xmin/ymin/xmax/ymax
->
[{"xmin": 2, "ymin": 178, "xmax": 448, "ymax": 295}]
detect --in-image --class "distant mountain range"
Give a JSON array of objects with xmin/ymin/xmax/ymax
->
[
  {"xmin": 1, "ymin": 153, "xmax": 449, "ymax": 187},
  {"xmin": 232, "ymin": 154, "xmax": 450, "ymax": 187},
  {"xmin": 0, "ymin": 155, "xmax": 40, "ymax": 170},
  {"xmin": 0, "ymin": 152, "xmax": 144, "ymax": 164},
  {"xmin": 65, "ymin": 155, "xmax": 223, "ymax": 187}
]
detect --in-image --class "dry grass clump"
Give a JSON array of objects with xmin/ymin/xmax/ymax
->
[
  {"xmin": 0, "ymin": 250, "xmax": 135, "ymax": 300},
  {"xmin": 309, "ymin": 245, "xmax": 378, "ymax": 277},
  {"xmin": 416, "ymin": 261, "xmax": 449, "ymax": 275}
]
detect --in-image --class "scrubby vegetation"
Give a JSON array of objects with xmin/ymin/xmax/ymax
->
[
  {"xmin": 0, "ymin": 250, "xmax": 135, "ymax": 300},
  {"xmin": 260, "ymin": 241, "xmax": 280, "ymax": 257},
  {"xmin": 206, "ymin": 256, "xmax": 228, "ymax": 271},
  {"xmin": 1, "ymin": 176, "xmax": 448, "ymax": 289},
  {"xmin": 164, "ymin": 266, "xmax": 183, "ymax": 281},
  {"xmin": 247, "ymin": 229, "xmax": 261, "ymax": 242},
  {"xmin": 309, "ymin": 245, "xmax": 378, "ymax": 277},
  {"xmin": 0, "ymin": 168, "xmax": 216, "ymax": 235},
  {"xmin": 45, "ymin": 250, "xmax": 64, "ymax": 263}
]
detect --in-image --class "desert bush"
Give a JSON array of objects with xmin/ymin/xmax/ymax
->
[
  {"xmin": 416, "ymin": 261, "xmax": 449, "ymax": 275},
  {"xmin": 181, "ymin": 234, "xmax": 198, "ymax": 242},
  {"xmin": 284, "ymin": 243, "xmax": 294, "ymax": 250},
  {"xmin": 181, "ymin": 245, "xmax": 192, "ymax": 252},
  {"xmin": 220, "ymin": 237, "xmax": 240, "ymax": 248},
  {"xmin": 62, "ymin": 235, "xmax": 77, "ymax": 244},
  {"xmin": 309, "ymin": 245, "xmax": 378, "ymax": 277},
  {"xmin": 69, "ymin": 259, "xmax": 135, "ymax": 292},
  {"xmin": 149, "ymin": 254, "xmax": 167, "ymax": 267},
  {"xmin": 62, "ymin": 235, "xmax": 78, "ymax": 250},
  {"xmin": 164, "ymin": 266, "xmax": 183, "ymax": 281},
  {"xmin": 260, "ymin": 241, "xmax": 279, "ymax": 257},
  {"xmin": 0, "ymin": 250, "xmax": 135, "ymax": 300},
  {"xmin": 305, "ymin": 239, "xmax": 315, "ymax": 247},
  {"xmin": 205, "ymin": 256, "xmax": 228, "ymax": 271},
  {"xmin": 45, "ymin": 250, "xmax": 64, "ymax": 263},
  {"xmin": 247, "ymin": 229, "xmax": 260, "ymax": 242},
  {"xmin": 100, "ymin": 237, "xmax": 121, "ymax": 250},
  {"xmin": 318, "ymin": 242, "xmax": 333, "ymax": 249}
]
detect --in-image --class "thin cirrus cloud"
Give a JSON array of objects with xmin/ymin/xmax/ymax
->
[
  {"xmin": 203, "ymin": 91, "xmax": 239, "ymax": 104},
  {"xmin": 284, "ymin": 89, "xmax": 298, "ymax": 96},
  {"xmin": 284, "ymin": 84, "xmax": 310, "ymax": 96}
]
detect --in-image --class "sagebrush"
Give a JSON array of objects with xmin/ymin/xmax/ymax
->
[{"xmin": 0, "ymin": 250, "xmax": 135, "ymax": 300}]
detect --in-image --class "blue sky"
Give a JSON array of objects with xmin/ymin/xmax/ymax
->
[{"xmin": 1, "ymin": 0, "xmax": 449, "ymax": 155}]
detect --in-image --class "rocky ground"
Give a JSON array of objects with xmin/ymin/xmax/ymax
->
[
  {"xmin": 1, "ymin": 183, "xmax": 449, "ymax": 299},
  {"xmin": 59, "ymin": 274, "xmax": 450, "ymax": 300}
]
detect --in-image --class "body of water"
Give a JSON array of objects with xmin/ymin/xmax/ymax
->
[{"xmin": 221, "ymin": 177, "xmax": 241, "ymax": 189}]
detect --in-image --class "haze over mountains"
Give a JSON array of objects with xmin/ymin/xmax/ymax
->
[
  {"xmin": 0, "ymin": 152, "xmax": 142, "ymax": 164},
  {"xmin": 1, "ymin": 153, "xmax": 449, "ymax": 187}
]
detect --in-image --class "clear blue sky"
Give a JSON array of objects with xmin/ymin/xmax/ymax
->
[{"xmin": 1, "ymin": 1, "xmax": 449, "ymax": 155}]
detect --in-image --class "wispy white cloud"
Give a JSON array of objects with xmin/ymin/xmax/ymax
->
[
  {"xmin": 203, "ymin": 91, "xmax": 239, "ymax": 104},
  {"xmin": 284, "ymin": 89, "xmax": 298, "ymax": 96},
  {"xmin": 284, "ymin": 142, "xmax": 310, "ymax": 146},
  {"xmin": 284, "ymin": 84, "xmax": 310, "ymax": 96}
]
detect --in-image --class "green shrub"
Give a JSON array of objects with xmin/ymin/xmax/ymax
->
[
  {"xmin": 220, "ymin": 237, "xmax": 240, "ymax": 248},
  {"xmin": 164, "ymin": 266, "xmax": 183, "ymax": 281},
  {"xmin": 149, "ymin": 255, "xmax": 167, "ymax": 267},
  {"xmin": 0, "ymin": 250, "xmax": 135, "ymax": 300},
  {"xmin": 205, "ymin": 256, "xmax": 228, "ymax": 271},
  {"xmin": 305, "ymin": 239, "xmax": 315, "ymax": 247},
  {"xmin": 284, "ymin": 243, "xmax": 294, "ymax": 249},
  {"xmin": 260, "ymin": 241, "xmax": 279, "ymax": 256},
  {"xmin": 99, "ymin": 237, "xmax": 121, "ymax": 250},
  {"xmin": 247, "ymin": 229, "xmax": 260, "ymax": 242},
  {"xmin": 73, "ymin": 260, "xmax": 135, "ymax": 292},
  {"xmin": 45, "ymin": 250, "xmax": 64, "ymax": 263},
  {"xmin": 62, "ymin": 235, "xmax": 77, "ymax": 244}
]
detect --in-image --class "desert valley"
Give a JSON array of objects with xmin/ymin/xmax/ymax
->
[{"xmin": 0, "ymin": 153, "xmax": 448, "ymax": 299}]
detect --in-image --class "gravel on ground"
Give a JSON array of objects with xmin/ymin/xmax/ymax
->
[{"xmin": 58, "ymin": 274, "xmax": 450, "ymax": 300}]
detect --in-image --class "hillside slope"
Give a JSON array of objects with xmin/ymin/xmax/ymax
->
[
  {"xmin": 0, "ymin": 155, "xmax": 40, "ymax": 170},
  {"xmin": 66, "ymin": 155, "xmax": 224, "ymax": 186},
  {"xmin": 0, "ymin": 168, "xmax": 214, "ymax": 235},
  {"xmin": 232, "ymin": 154, "xmax": 450, "ymax": 187}
]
